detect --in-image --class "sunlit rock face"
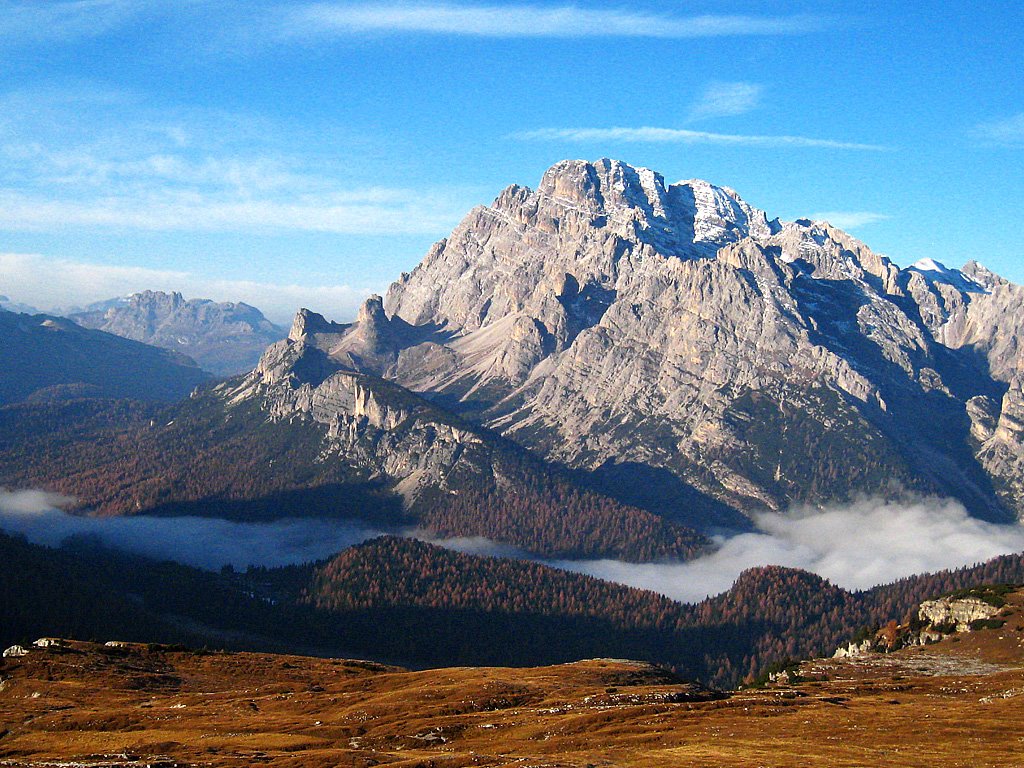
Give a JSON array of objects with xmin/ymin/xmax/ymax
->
[{"xmin": 251, "ymin": 159, "xmax": 1024, "ymax": 528}]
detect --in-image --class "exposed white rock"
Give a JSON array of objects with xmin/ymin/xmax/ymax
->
[
  {"xmin": 32, "ymin": 637, "xmax": 65, "ymax": 648},
  {"xmin": 319, "ymin": 160, "xmax": 1017, "ymax": 522},
  {"xmin": 833, "ymin": 639, "xmax": 873, "ymax": 658},
  {"xmin": 918, "ymin": 597, "xmax": 1000, "ymax": 631},
  {"xmin": 2, "ymin": 645, "xmax": 28, "ymax": 658}
]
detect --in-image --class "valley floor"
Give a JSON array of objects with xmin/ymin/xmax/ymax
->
[{"xmin": 2, "ymin": 619, "xmax": 1024, "ymax": 768}]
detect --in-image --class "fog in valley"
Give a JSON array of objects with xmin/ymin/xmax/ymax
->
[{"xmin": 3, "ymin": 488, "xmax": 1023, "ymax": 604}]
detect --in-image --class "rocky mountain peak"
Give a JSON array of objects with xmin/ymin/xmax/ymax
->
[
  {"xmin": 527, "ymin": 158, "xmax": 773, "ymax": 256},
  {"xmin": 905, "ymin": 258, "xmax": 986, "ymax": 294},
  {"xmin": 357, "ymin": 294, "xmax": 387, "ymax": 325},
  {"xmin": 289, "ymin": 308, "xmax": 347, "ymax": 343},
  {"xmin": 535, "ymin": 158, "xmax": 672, "ymax": 221},
  {"xmin": 385, "ymin": 158, "xmax": 783, "ymax": 333},
  {"xmin": 127, "ymin": 290, "xmax": 186, "ymax": 311},
  {"xmin": 962, "ymin": 260, "xmax": 1008, "ymax": 291},
  {"xmin": 286, "ymin": 297, "xmax": 421, "ymax": 375},
  {"xmin": 286, "ymin": 159, "xmax": 1024, "ymax": 525}
]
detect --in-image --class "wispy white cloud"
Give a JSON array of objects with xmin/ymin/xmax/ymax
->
[
  {"xmin": 513, "ymin": 126, "xmax": 890, "ymax": 151},
  {"xmin": 689, "ymin": 81, "xmax": 763, "ymax": 121},
  {"xmin": 0, "ymin": 2, "xmax": 829, "ymax": 49},
  {"xmin": 810, "ymin": 211, "xmax": 891, "ymax": 229},
  {"xmin": 282, "ymin": 3, "xmax": 826, "ymax": 39},
  {"xmin": 0, "ymin": 252, "xmax": 377, "ymax": 323},
  {"xmin": 0, "ymin": 88, "xmax": 471, "ymax": 238},
  {"xmin": 972, "ymin": 113, "xmax": 1024, "ymax": 147},
  {"xmin": 0, "ymin": 188, "xmax": 467, "ymax": 235},
  {"xmin": 0, "ymin": 0, "xmax": 148, "ymax": 43}
]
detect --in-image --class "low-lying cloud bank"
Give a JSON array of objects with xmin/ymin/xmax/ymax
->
[
  {"xmin": 552, "ymin": 497, "xmax": 1024, "ymax": 603},
  {"xmin": 2, "ymin": 490, "xmax": 1023, "ymax": 605},
  {"xmin": 0, "ymin": 489, "xmax": 386, "ymax": 570}
]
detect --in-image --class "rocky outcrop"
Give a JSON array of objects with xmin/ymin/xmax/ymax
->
[
  {"xmin": 32, "ymin": 637, "xmax": 66, "ymax": 649},
  {"xmin": 284, "ymin": 158, "xmax": 1024, "ymax": 526},
  {"xmin": 918, "ymin": 596, "xmax": 1001, "ymax": 632},
  {"xmin": 70, "ymin": 291, "xmax": 285, "ymax": 376},
  {"xmin": 834, "ymin": 591, "xmax": 1008, "ymax": 658},
  {"xmin": 832, "ymin": 639, "xmax": 873, "ymax": 659},
  {"xmin": 223, "ymin": 337, "xmax": 497, "ymax": 504}
]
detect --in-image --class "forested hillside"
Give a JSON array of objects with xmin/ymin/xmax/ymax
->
[
  {"xmin": 4, "ymin": 528, "xmax": 1024, "ymax": 688},
  {"xmin": 265, "ymin": 537, "xmax": 1024, "ymax": 686},
  {"xmin": 0, "ymin": 311, "xmax": 209, "ymax": 405},
  {"xmin": 0, "ymin": 395, "xmax": 705, "ymax": 560}
]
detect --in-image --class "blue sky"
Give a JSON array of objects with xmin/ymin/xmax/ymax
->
[{"xmin": 0, "ymin": 0, "xmax": 1021, "ymax": 323}]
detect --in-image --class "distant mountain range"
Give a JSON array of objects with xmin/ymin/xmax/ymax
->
[
  {"xmin": 0, "ymin": 310, "xmax": 208, "ymax": 405},
  {"xmin": 69, "ymin": 290, "xmax": 286, "ymax": 375},
  {"xmin": 0, "ymin": 294, "xmax": 39, "ymax": 314}
]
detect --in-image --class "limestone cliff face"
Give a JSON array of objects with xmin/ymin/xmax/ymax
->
[
  {"xmin": 884, "ymin": 259, "xmax": 1024, "ymax": 510},
  {"xmin": 918, "ymin": 596, "xmax": 1000, "ymax": 632},
  {"xmin": 221, "ymin": 337, "xmax": 494, "ymax": 505},
  {"xmin": 213, "ymin": 324, "xmax": 709, "ymax": 561},
  {"xmin": 251, "ymin": 159, "xmax": 1024, "ymax": 526}
]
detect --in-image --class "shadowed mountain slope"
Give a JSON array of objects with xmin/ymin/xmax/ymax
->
[{"xmin": 0, "ymin": 310, "xmax": 209, "ymax": 405}]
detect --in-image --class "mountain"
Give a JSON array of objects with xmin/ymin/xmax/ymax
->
[
  {"xmin": 0, "ymin": 389, "xmax": 706, "ymax": 561},
  {"xmin": 7, "ymin": 158, "xmax": 1023, "ymax": 547},
  {"xmin": 0, "ymin": 294, "xmax": 40, "ymax": 314},
  {"xmin": 0, "ymin": 310, "xmax": 209, "ymax": 405},
  {"xmin": 69, "ymin": 290, "xmax": 286, "ymax": 376},
  {"xmin": 294, "ymin": 158, "xmax": 1024, "ymax": 526}
]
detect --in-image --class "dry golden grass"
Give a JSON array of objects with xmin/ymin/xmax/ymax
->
[{"xmin": 3, "ymin": 596, "xmax": 1024, "ymax": 768}]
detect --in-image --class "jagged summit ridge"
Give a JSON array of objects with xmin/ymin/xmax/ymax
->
[
  {"xmin": 385, "ymin": 158, "xmax": 781, "ymax": 332},
  {"xmin": 906, "ymin": 258, "xmax": 987, "ymax": 294},
  {"xmin": 532, "ymin": 158, "xmax": 777, "ymax": 252}
]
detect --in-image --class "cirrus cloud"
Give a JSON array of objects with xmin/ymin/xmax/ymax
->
[
  {"xmin": 282, "ymin": 3, "xmax": 827, "ymax": 40},
  {"xmin": 689, "ymin": 81, "xmax": 764, "ymax": 121},
  {"xmin": 972, "ymin": 113, "xmax": 1024, "ymax": 147},
  {"xmin": 513, "ymin": 125, "xmax": 889, "ymax": 151}
]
